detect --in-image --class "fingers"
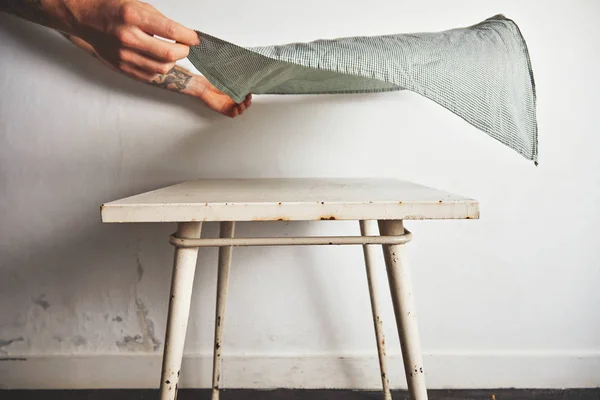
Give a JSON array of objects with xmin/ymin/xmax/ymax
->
[
  {"xmin": 137, "ymin": 9, "xmax": 200, "ymax": 46},
  {"xmin": 238, "ymin": 94, "xmax": 252, "ymax": 114},
  {"xmin": 226, "ymin": 94, "xmax": 253, "ymax": 118},
  {"xmin": 119, "ymin": 1, "xmax": 199, "ymax": 46},
  {"xmin": 113, "ymin": 2, "xmax": 198, "ymax": 65},
  {"xmin": 104, "ymin": 25, "xmax": 187, "ymax": 75},
  {"xmin": 239, "ymin": 94, "xmax": 252, "ymax": 112},
  {"xmin": 119, "ymin": 47, "xmax": 176, "ymax": 74},
  {"xmin": 130, "ymin": 27, "xmax": 192, "ymax": 62},
  {"xmin": 119, "ymin": 62, "xmax": 159, "ymax": 82}
]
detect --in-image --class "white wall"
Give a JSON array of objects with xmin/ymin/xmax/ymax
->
[{"xmin": 1, "ymin": 0, "xmax": 599, "ymax": 390}]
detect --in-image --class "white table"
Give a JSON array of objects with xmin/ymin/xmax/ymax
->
[{"xmin": 101, "ymin": 178, "xmax": 479, "ymax": 400}]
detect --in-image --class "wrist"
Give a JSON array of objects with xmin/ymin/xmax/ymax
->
[{"xmin": 185, "ymin": 75, "xmax": 208, "ymax": 98}]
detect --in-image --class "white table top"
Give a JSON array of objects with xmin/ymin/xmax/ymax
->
[{"xmin": 101, "ymin": 178, "xmax": 479, "ymax": 223}]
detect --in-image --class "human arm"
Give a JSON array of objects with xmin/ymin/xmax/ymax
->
[{"xmin": 62, "ymin": 32, "xmax": 251, "ymax": 117}]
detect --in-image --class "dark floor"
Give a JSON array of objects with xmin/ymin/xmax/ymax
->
[{"xmin": 1, "ymin": 389, "xmax": 599, "ymax": 400}]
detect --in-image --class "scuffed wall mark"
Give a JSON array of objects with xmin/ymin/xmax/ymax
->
[
  {"xmin": 117, "ymin": 334, "xmax": 143, "ymax": 349},
  {"xmin": 53, "ymin": 336, "xmax": 63, "ymax": 343},
  {"xmin": 135, "ymin": 297, "xmax": 161, "ymax": 351},
  {"xmin": 113, "ymin": 316, "xmax": 123, "ymax": 322},
  {"xmin": 33, "ymin": 294, "xmax": 50, "ymax": 310},
  {"xmin": 0, "ymin": 337, "xmax": 24, "ymax": 348},
  {"xmin": 116, "ymin": 298, "xmax": 161, "ymax": 352},
  {"xmin": 71, "ymin": 335, "xmax": 87, "ymax": 346},
  {"xmin": 0, "ymin": 357, "xmax": 27, "ymax": 361},
  {"xmin": 136, "ymin": 255, "xmax": 144, "ymax": 282},
  {"xmin": 0, "ymin": 337, "xmax": 24, "ymax": 354}
]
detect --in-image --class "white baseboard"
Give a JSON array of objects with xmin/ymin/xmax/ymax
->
[{"xmin": 1, "ymin": 351, "xmax": 599, "ymax": 389}]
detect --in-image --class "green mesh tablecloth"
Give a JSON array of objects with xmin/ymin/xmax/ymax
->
[{"xmin": 188, "ymin": 14, "xmax": 537, "ymax": 163}]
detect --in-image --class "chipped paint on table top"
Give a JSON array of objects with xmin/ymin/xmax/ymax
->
[{"xmin": 101, "ymin": 178, "xmax": 479, "ymax": 223}]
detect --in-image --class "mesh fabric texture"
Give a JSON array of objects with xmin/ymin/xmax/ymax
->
[{"xmin": 188, "ymin": 15, "xmax": 537, "ymax": 162}]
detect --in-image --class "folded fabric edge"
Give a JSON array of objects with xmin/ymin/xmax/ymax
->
[
  {"xmin": 187, "ymin": 45, "xmax": 246, "ymax": 104},
  {"xmin": 502, "ymin": 15, "xmax": 539, "ymax": 165}
]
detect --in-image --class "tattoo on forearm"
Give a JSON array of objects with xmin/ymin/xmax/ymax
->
[
  {"xmin": 151, "ymin": 67, "xmax": 193, "ymax": 92},
  {"xmin": 0, "ymin": 0, "xmax": 50, "ymax": 25}
]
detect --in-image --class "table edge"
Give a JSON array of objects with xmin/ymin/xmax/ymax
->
[{"xmin": 100, "ymin": 200, "xmax": 480, "ymax": 223}]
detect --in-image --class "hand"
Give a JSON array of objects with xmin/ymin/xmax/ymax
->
[
  {"xmin": 58, "ymin": 0, "xmax": 200, "ymax": 81},
  {"xmin": 196, "ymin": 76, "xmax": 253, "ymax": 118},
  {"xmin": 2, "ymin": 0, "xmax": 252, "ymax": 118}
]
